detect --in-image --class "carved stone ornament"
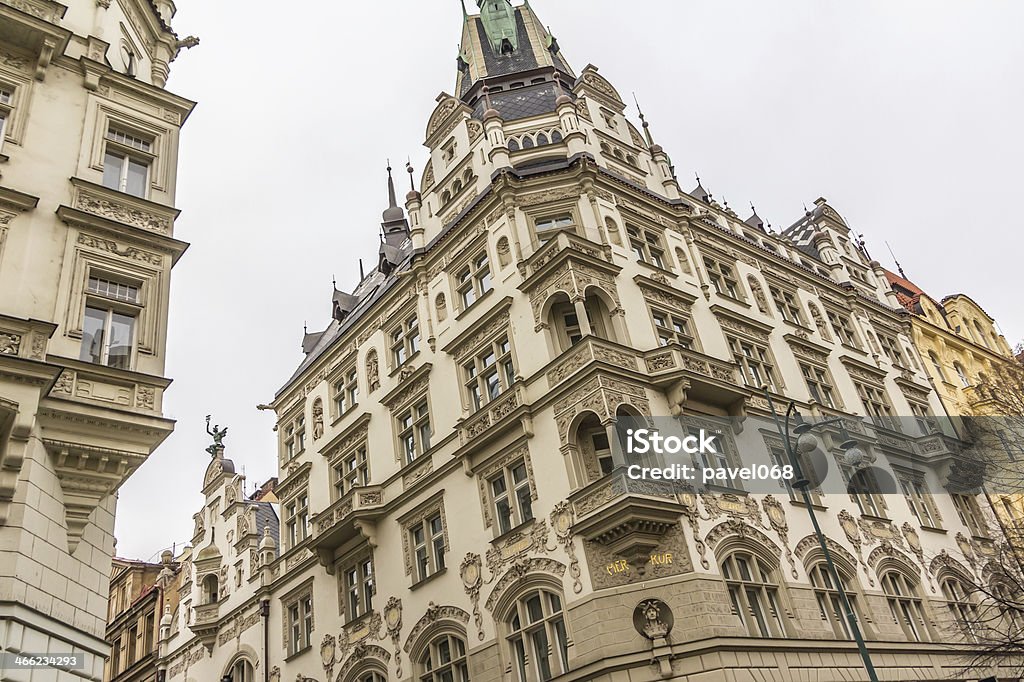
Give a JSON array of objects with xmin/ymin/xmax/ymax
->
[
  {"xmin": 312, "ymin": 398, "xmax": 324, "ymax": 440},
  {"xmin": 383, "ymin": 596, "xmax": 403, "ymax": 677},
  {"xmin": 365, "ymin": 349, "xmax": 380, "ymax": 392},
  {"xmin": 749, "ymin": 276, "xmax": 770, "ymax": 315},
  {"xmin": 320, "ymin": 634, "xmax": 336, "ymax": 679},
  {"xmin": 838, "ymin": 509, "xmax": 872, "ymax": 585},
  {"xmin": 762, "ymin": 496, "xmax": 797, "ymax": 579},
  {"xmin": 460, "ymin": 553, "xmax": 485, "ymax": 641},
  {"xmin": 549, "ymin": 502, "xmax": 582, "ymax": 593},
  {"xmin": 633, "ymin": 599, "xmax": 673, "ymax": 640}
]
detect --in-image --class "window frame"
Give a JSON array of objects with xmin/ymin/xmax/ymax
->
[
  {"xmin": 400, "ymin": 497, "xmax": 449, "ymax": 585},
  {"xmin": 530, "ymin": 208, "xmax": 579, "ymax": 247},
  {"xmin": 951, "ymin": 493, "xmax": 987, "ymax": 538},
  {"xmin": 505, "ymin": 589, "xmax": 570, "ymax": 682},
  {"xmin": 395, "ymin": 397, "xmax": 432, "ymax": 466},
  {"xmin": 897, "ymin": 474, "xmax": 941, "ymax": 529},
  {"xmin": 389, "ymin": 313, "xmax": 421, "ymax": 369},
  {"xmin": 649, "ymin": 306, "xmax": 696, "ymax": 349},
  {"xmin": 880, "ymin": 570, "xmax": 930, "ymax": 642},
  {"xmin": 853, "ymin": 380, "xmax": 897, "ymax": 431},
  {"xmin": 877, "ymin": 331, "xmax": 908, "ymax": 367},
  {"xmin": 721, "ymin": 551, "xmax": 787, "ymax": 638},
  {"xmin": 339, "ymin": 551, "xmax": 375, "ymax": 624},
  {"xmin": 454, "ymin": 248, "xmax": 493, "ymax": 312},
  {"xmin": 826, "ymin": 309, "xmax": 862, "ymax": 349},
  {"xmin": 808, "ymin": 562, "xmax": 862, "ymax": 640},
  {"xmin": 102, "ymin": 126, "xmax": 155, "ymax": 198},
  {"xmin": 462, "ymin": 333, "xmax": 517, "ymax": 411},
  {"xmin": 331, "ymin": 365, "xmax": 360, "ymax": 420},
  {"xmin": 799, "ymin": 361, "xmax": 839, "ymax": 409},
  {"xmin": 418, "ymin": 633, "xmax": 470, "ymax": 682},
  {"xmin": 728, "ymin": 335, "xmax": 779, "ymax": 392},
  {"xmin": 484, "ymin": 456, "xmax": 536, "ymax": 536},
  {"xmin": 331, "ymin": 442, "xmax": 369, "ymax": 501},
  {"xmin": 768, "ymin": 284, "xmax": 805, "ymax": 326},
  {"xmin": 283, "ymin": 490, "xmax": 310, "ymax": 551},
  {"xmin": 281, "ymin": 582, "xmax": 315, "ymax": 657},
  {"xmin": 703, "ymin": 256, "xmax": 743, "ymax": 301},
  {"xmin": 626, "ymin": 223, "xmax": 669, "ymax": 270}
]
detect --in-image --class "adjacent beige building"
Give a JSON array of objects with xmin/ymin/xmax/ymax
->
[
  {"xmin": 0, "ymin": 0, "xmax": 194, "ymax": 679},
  {"xmin": 158, "ymin": 2, "xmax": 1017, "ymax": 681}
]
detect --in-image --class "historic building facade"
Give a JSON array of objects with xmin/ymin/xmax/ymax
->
[
  {"xmin": 104, "ymin": 553, "xmax": 179, "ymax": 682},
  {"xmin": 159, "ymin": 2, "xmax": 1016, "ymax": 681},
  {"xmin": 0, "ymin": 0, "xmax": 195, "ymax": 679}
]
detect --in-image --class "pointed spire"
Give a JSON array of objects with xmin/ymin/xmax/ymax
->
[
  {"xmin": 690, "ymin": 173, "xmax": 711, "ymax": 203},
  {"xmin": 382, "ymin": 161, "xmax": 406, "ymax": 225},
  {"xmin": 633, "ymin": 93, "xmax": 655, "ymax": 148},
  {"xmin": 406, "ymin": 159, "xmax": 416, "ymax": 192},
  {"xmin": 744, "ymin": 203, "xmax": 765, "ymax": 230}
]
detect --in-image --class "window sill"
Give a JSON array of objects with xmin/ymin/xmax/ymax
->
[
  {"xmin": 388, "ymin": 351, "xmax": 421, "ymax": 379},
  {"xmin": 635, "ymin": 259, "xmax": 676, "ymax": 278},
  {"xmin": 704, "ymin": 484, "xmax": 746, "ymax": 496},
  {"xmin": 341, "ymin": 610, "xmax": 377, "ymax": 632},
  {"xmin": 919, "ymin": 525, "xmax": 946, "ymax": 535},
  {"xmin": 0, "ymin": 152, "xmax": 8, "ymax": 164},
  {"xmin": 788, "ymin": 499, "xmax": 827, "ymax": 513},
  {"xmin": 330, "ymin": 404, "xmax": 361, "ymax": 428},
  {"xmin": 490, "ymin": 517, "xmax": 536, "ymax": 546},
  {"xmin": 781, "ymin": 319, "xmax": 814, "ymax": 335},
  {"xmin": 410, "ymin": 566, "xmax": 448, "ymax": 591},
  {"xmin": 284, "ymin": 645, "xmax": 312, "ymax": 662},
  {"xmin": 713, "ymin": 292, "xmax": 750, "ymax": 309},
  {"xmin": 858, "ymin": 512, "xmax": 890, "ymax": 523},
  {"xmin": 454, "ymin": 287, "xmax": 495, "ymax": 322},
  {"xmin": 839, "ymin": 342, "xmax": 867, "ymax": 356}
]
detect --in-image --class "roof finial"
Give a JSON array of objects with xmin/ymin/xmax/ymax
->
[
  {"xmin": 886, "ymin": 241, "xmax": 907, "ymax": 279},
  {"xmin": 303, "ymin": 320, "xmax": 307, "ymax": 334},
  {"xmin": 633, "ymin": 92, "xmax": 655, "ymax": 147},
  {"xmin": 359, "ymin": 258, "xmax": 365, "ymax": 280},
  {"xmin": 332, "ymin": 274, "xmax": 336, "ymax": 289},
  {"xmin": 386, "ymin": 161, "xmax": 397, "ymax": 209},
  {"xmin": 483, "ymin": 84, "xmax": 493, "ymax": 110},
  {"xmin": 406, "ymin": 158, "xmax": 416, "ymax": 192}
]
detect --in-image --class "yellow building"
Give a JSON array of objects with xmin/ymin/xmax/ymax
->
[{"xmin": 0, "ymin": 0, "xmax": 195, "ymax": 677}]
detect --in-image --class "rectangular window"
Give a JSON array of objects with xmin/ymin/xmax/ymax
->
[
  {"xmin": 952, "ymin": 494, "xmax": 987, "ymax": 538},
  {"xmin": 908, "ymin": 401, "xmax": 936, "ymax": 436},
  {"xmin": 127, "ymin": 624, "xmax": 137, "ymax": 663},
  {"xmin": 899, "ymin": 477, "xmax": 939, "ymax": 528},
  {"xmin": 490, "ymin": 459, "xmax": 534, "ymax": 535},
  {"xmin": 456, "ymin": 251, "xmax": 492, "ymax": 310},
  {"xmin": 332, "ymin": 367, "xmax": 359, "ymax": 417},
  {"xmin": 390, "ymin": 315, "xmax": 420, "ymax": 367},
  {"xmin": 282, "ymin": 416, "xmax": 306, "ymax": 458},
  {"xmin": 463, "ymin": 335, "xmax": 516, "ymax": 410},
  {"xmin": 534, "ymin": 214, "xmax": 574, "ymax": 243},
  {"xmin": 284, "ymin": 492, "xmax": 309, "ymax": 549},
  {"xmin": 111, "ymin": 638, "xmax": 121, "ymax": 676},
  {"xmin": 704, "ymin": 257, "xmax": 742, "ymax": 300},
  {"xmin": 800, "ymin": 363, "xmax": 837, "ymax": 409},
  {"xmin": 839, "ymin": 458, "xmax": 886, "ymax": 518},
  {"xmin": 342, "ymin": 554, "xmax": 375, "ymax": 622},
  {"xmin": 827, "ymin": 310, "xmax": 861, "ymax": 349},
  {"xmin": 854, "ymin": 381, "xmax": 896, "ymax": 430},
  {"xmin": 410, "ymin": 512, "xmax": 446, "ymax": 583},
  {"xmin": 144, "ymin": 612, "xmax": 155, "ymax": 654},
  {"xmin": 878, "ymin": 333, "xmax": 907, "ymax": 367},
  {"xmin": 285, "ymin": 592, "xmax": 314, "ymax": 656},
  {"xmin": 332, "ymin": 445, "xmax": 369, "ymax": 500},
  {"xmin": 627, "ymin": 225, "xmax": 667, "ymax": 269},
  {"xmin": 769, "ymin": 285, "xmax": 804, "ymax": 325},
  {"xmin": 396, "ymin": 399, "xmax": 431, "ymax": 464},
  {"xmin": 80, "ymin": 305, "xmax": 136, "ymax": 370},
  {"xmin": 728, "ymin": 336, "xmax": 778, "ymax": 391},
  {"xmin": 103, "ymin": 127, "xmax": 152, "ymax": 198},
  {"xmin": 650, "ymin": 307, "xmax": 694, "ymax": 348},
  {"xmin": 0, "ymin": 85, "xmax": 13, "ymax": 149}
]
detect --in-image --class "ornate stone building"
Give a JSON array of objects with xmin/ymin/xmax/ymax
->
[
  {"xmin": 0, "ymin": 0, "xmax": 194, "ymax": 679},
  {"xmin": 160, "ymin": 1, "xmax": 1016, "ymax": 681}
]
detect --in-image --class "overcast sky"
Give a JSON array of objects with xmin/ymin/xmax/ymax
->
[{"xmin": 112, "ymin": 1, "xmax": 1024, "ymax": 561}]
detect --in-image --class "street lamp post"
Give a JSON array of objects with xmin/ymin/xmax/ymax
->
[{"xmin": 762, "ymin": 387, "xmax": 880, "ymax": 682}]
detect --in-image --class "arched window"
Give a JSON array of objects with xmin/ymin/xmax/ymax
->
[
  {"xmin": 522, "ymin": 136, "xmax": 535, "ymax": 149},
  {"xmin": 973, "ymin": 321, "xmax": 991, "ymax": 349},
  {"xmin": 808, "ymin": 563, "xmax": 862, "ymax": 640},
  {"xmin": 452, "ymin": 180, "xmax": 462, "ymax": 194},
  {"xmin": 881, "ymin": 570, "xmax": 929, "ymax": 641},
  {"xmin": 940, "ymin": 576, "xmax": 978, "ymax": 641},
  {"xmin": 419, "ymin": 634, "xmax": 470, "ymax": 682},
  {"xmin": 536, "ymin": 133, "xmax": 549, "ymax": 146},
  {"xmin": 228, "ymin": 658, "xmax": 254, "ymax": 682},
  {"xmin": 201, "ymin": 574, "xmax": 218, "ymax": 605},
  {"xmin": 574, "ymin": 413, "xmax": 612, "ymax": 484},
  {"xmin": 356, "ymin": 673, "xmax": 386, "ymax": 682},
  {"xmin": 626, "ymin": 154, "xmax": 637, "ymax": 166},
  {"xmin": 551, "ymin": 130, "xmax": 563, "ymax": 144},
  {"xmin": 441, "ymin": 191, "xmax": 452, "ymax": 205},
  {"xmin": 721, "ymin": 551, "xmax": 785, "ymax": 637},
  {"xmin": 506, "ymin": 590, "xmax": 569, "ymax": 682},
  {"xmin": 582, "ymin": 292, "xmax": 614, "ymax": 342},
  {"xmin": 548, "ymin": 295, "xmax": 583, "ymax": 351},
  {"xmin": 954, "ymin": 362, "xmax": 971, "ymax": 387},
  {"xmin": 613, "ymin": 148, "xmax": 624, "ymax": 160},
  {"xmin": 508, "ymin": 138, "xmax": 520, "ymax": 152},
  {"xmin": 928, "ymin": 352, "xmax": 947, "ymax": 383}
]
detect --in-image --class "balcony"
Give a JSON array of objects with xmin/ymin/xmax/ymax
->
[
  {"xmin": 190, "ymin": 602, "xmax": 220, "ymax": 649},
  {"xmin": 569, "ymin": 468, "xmax": 683, "ymax": 570},
  {"xmin": 522, "ymin": 230, "xmax": 613, "ymax": 279},
  {"xmin": 545, "ymin": 337, "xmax": 639, "ymax": 389},
  {"xmin": 458, "ymin": 383, "xmax": 530, "ymax": 447},
  {"xmin": 309, "ymin": 485, "xmax": 386, "ymax": 569},
  {"xmin": 642, "ymin": 344, "xmax": 744, "ymax": 407}
]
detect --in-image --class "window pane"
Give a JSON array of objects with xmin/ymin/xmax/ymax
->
[
  {"xmin": 126, "ymin": 159, "xmax": 148, "ymax": 197},
  {"xmin": 107, "ymin": 312, "xmax": 134, "ymax": 369},
  {"xmin": 103, "ymin": 153, "xmax": 124, "ymax": 190},
  {"xmin": 81, "ymin": 306, "xmax": 106, "ymax": 363}
]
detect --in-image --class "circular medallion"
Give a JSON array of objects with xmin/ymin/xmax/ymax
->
[{"xmin": 633, "ymin": 598, "xmax": 673, "ymax": 640}]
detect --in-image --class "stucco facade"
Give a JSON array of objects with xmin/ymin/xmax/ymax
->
[
  {"xmin": 158, "ymin": 2, "xmax": 1017, "ymax": 682},
  {"xmin": 0, "ymin": 0, "xmax": 194, "ymax": 679}
]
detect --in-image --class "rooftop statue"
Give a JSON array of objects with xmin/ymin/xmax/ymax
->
[{"xmin": 205, "ymin": 414, "xmax": 228, "ymax": 456}]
